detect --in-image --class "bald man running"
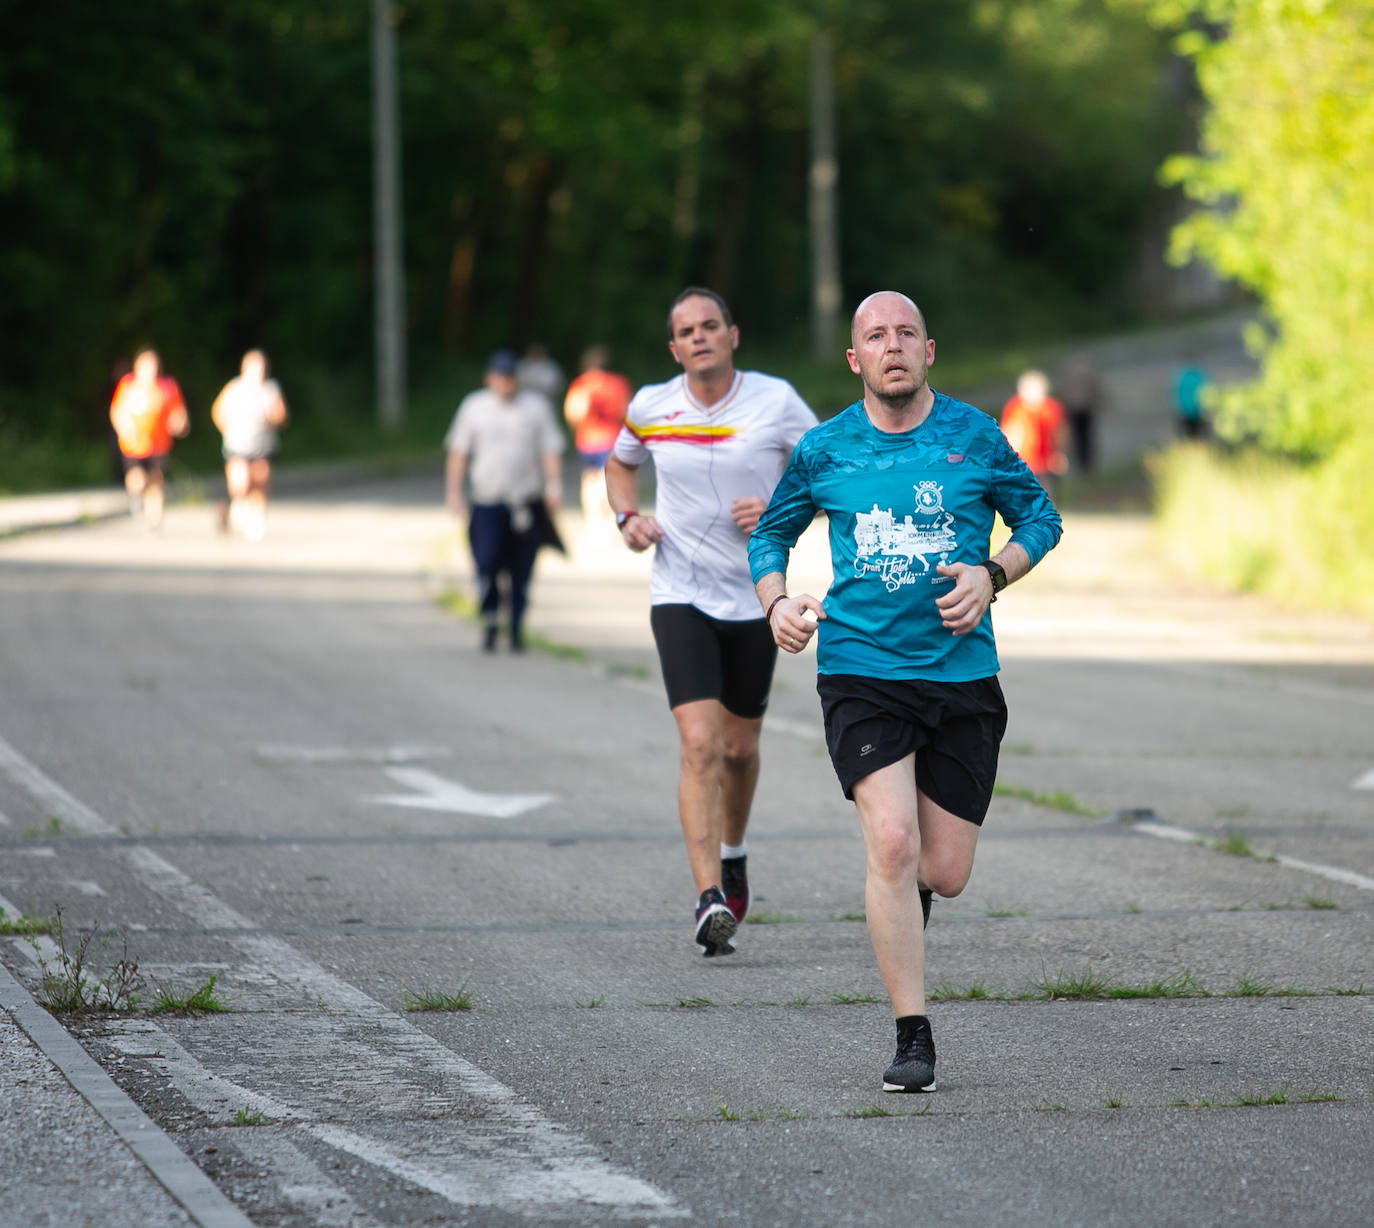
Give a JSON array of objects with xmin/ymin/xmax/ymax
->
[{"xmin": 748, "ymin": 291, "xmax": 1062, "ymax": 1093}]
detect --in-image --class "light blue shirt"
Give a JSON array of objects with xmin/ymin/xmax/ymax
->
[{"xmin": 749, "ymin": 394, "xmax": 1062, "ymax": 681}]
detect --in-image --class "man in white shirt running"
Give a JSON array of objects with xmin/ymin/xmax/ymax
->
[{"xmin": 605, "ymin": 288, "xmax": 818, "ymax": 956}]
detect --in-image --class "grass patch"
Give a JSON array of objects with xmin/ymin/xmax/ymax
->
[
  {"xmin": 830, "ymin": 991, "xmax": 885, "ymax": 1005},
  {"xmin": 1224, "ymin": 975, "xmax": 1276, "ymax": 998},
  {"xmin": 1030, "ymin": 968, "xmax": 1116, "ymax": 1001},
  {"xmin": 746, "ymin": 911, "xmax": 800, "ymax": 925},
  {"xmin": 1304, "ymin": 896, "xmax": 1339, "ymax": 910},
  {"xmin": 847, "ymin": 1105, "xmax": 898, "ymax": 1118},
  {"xmin": 1123, "ymin": 902, "xmax": 1143, "ymax": 914},
  {"xmin": 1105, "ymin": 1098, "xmax": 1126, "ymax": 1109},
  {"xmin": 835, "ymin": 911, "xmax": 866, "ymax": 922},
  {"xmin": 785, "ymin": 996, "xmax": 811, "ymax": 1006},
  {"xmin": 1105, "ymin": 971, "xmax": 1208, "ymax": 1000},
  {"xmin": 1033, "ymin": 1101, "xmax": 1066, "ymax": 1112},
  {"xmin": 928, "ymin": 982, "xmax": 996, "ymax": 1002},
  {"xmin": 231, "ymin": 1108, "xmax": 266, "ymax": 1126},
  {"xmin": 1172, "ymin": 1097, "xmax": 1215, "ymax": 1108},
  {"xmin": 575, "ymin": 995, "xmax": 606, "ymax": 1009},
  {"xmin": 151, "ymin": 976, "xmax": 229, "ymax": 1014},
  {"xmin": 1230, "ymin": 1087, "xmax": 1290, "ymax": 1107},
  {"xmin": 676, "ymin": 997, "xmax": 714, "ymax": 1009},
  {"xmin": 715, "ymin": 1099, "xmax": 741, "ymax": 1121},
  {"xmin": 0, "ymin": 907, "xmax": 56, "ymax": 937},
  {"xmin": 402, "ymin": 985, "xmax": 474, "ymax": 1012},
  {"xmin": 1210, "ymin": 832, "xmax": 1255, "ymax": 857},
  {"xmin": 992, "ymin": 782, "xmax": 1102, "ymax": 817},
  {"xmin": 984, "ymin": 909, "xmax": 1028, "ymax": 918},
  {"xmin": 1298, "ymin": 1089, "xmax": 1344, "ymax": 1103}
]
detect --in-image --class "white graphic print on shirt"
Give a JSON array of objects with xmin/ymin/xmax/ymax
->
[{"xmin": 853, "ymin": 481, "xmax": 957, "ymax": 593}]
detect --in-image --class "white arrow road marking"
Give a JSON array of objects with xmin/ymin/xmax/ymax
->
[
  {"xmin": 367, "ymin": 766, "xmax": 554, "ymax": 818},
  {"xmin": 1353, "ymin": 767, "xmax": 1374, "ymax": 790},
  {"xmin": 0, "ymin": 734, "xmax": 679, "ymax": 1220}
]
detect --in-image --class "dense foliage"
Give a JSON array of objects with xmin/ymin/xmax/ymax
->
[
  {"xmin": 1, "ymin": 0, "xmax": 1183, "ymax": 466},
  {"xmin": 1151, "ymin": 0, "xmax": 1374, "ymax": 615}
]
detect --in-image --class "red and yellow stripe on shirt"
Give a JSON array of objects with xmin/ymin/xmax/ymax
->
[{"xmin": 625, "ymin": 421, "xmax": 737, "ymax": 445}]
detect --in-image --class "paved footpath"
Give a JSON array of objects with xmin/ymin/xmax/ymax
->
[{"xmin": 2, "ymin": 425, "xmax": 1372, "ymax": 1223}]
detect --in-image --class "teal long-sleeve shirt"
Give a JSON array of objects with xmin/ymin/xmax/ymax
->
[{"xmin": 748, "ymin": 394, "xmax": 1062, "ymax": 681}]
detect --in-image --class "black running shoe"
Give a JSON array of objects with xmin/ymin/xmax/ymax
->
[
  {"xmin": 721, "ymin": 855, "xmax": 750, "ymax": 923},
  {"xmin": 882, "ymin": 1015, "xmax": 937, "ymax": 1093},
  {"xmin": 920, "ymin": 887, "xmax": 932, "ymax": 930},
  {"xmin": 693, "ymin": 886, "xmax": 738, "ymax": 957},
  {"xmin": 482, "ymin": 624, "xmax": 499, "ymax": 653}
]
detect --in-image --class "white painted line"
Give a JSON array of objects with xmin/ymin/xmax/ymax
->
[
  {"xmin": 1130, "ymin": 818, "xmax": 1374, "ymax": 892},
  {"xmin": 0, "ymin": 733, "xmax": 681, "ymax": 1220},
  {"xmin": 254, "ymin": 744, "xmax": 449, "ymax": 764},
  {"xmin": 1353, "ymin": 767, "xmax": 1374, "ymax": 791},
  {"xmin": 0, "ymin": 961, "xmax": 255, "ymax": 1228},
  {"xmin": 367, "ymin": 765, "xmax": 555, "ymax": 818}
]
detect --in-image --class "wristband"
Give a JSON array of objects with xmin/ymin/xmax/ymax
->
[{"xmin": 765, "ymin": 594, "xmax": 789, "ymax": 622}]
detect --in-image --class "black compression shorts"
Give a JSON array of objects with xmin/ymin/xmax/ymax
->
[
  {"xmin": 817, "ymin": 674, "xmax": 1008, "ymax": 825},
  {"xmin": 650, "ymin": 603, "xmax": 778, "ymax": 718}
]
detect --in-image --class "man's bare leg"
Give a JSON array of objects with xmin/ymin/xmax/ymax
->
[
  {"xmin": 719, "ymin": 709, "xmax": 762, "ymax": 848},
  {"xmin": 852, "ymin": 756, "xmax": 927, "ymax": 1016},
  {"xmin": 671, "ymin": 698, "xmax": 728, "ymax": 895}
]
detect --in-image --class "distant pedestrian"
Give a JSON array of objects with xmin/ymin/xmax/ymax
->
[
  {"xmin": 211, "ymin": 349, "xmax": 288, "ymax": 542},
  {"xmin": 445, "ymin": 350, "xmax": 566, "ymax": 653},
  {"xmin": 750, "ymin": 291, "xmax": 1062, "ymax": 1094},
  {"xmin": 109, "ymin": 348, "xmax": 189, "ymax": 529},
  {"xmin": 605, "ymin": 287, "xmax": 818, "ymax": 957},
  {"xmin": 562, "ymin": 346, "xmax": 633, "ymax": 548},
  {"xmin": 1173, "ymin": 361, "xmax": 1210, "ymax": 440},
  {"xmin": 1058, "ymin": 352, "xmax": 1103, "ymax": 474},
  {"xmin": 516, "ymin": 344, "xmax": 566, "ymax": 403},
  {"xmin": 999, "ymin": 370, "xmax": 1068, "ymax": 491}
]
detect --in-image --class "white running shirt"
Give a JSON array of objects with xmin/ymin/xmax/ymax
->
[{"xmin": 614, "ymin": 370, "xmax": 818, "ymax": 620}]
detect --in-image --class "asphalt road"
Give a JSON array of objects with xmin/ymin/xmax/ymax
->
[{"xmin": 1, "ymin": 473, "xmax": 1372, "ymax": 1228}]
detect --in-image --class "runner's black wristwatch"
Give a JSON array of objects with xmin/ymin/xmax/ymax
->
[{"xmin": 979, "ymin": 559, "xmax": 1007, "ymax": 600}]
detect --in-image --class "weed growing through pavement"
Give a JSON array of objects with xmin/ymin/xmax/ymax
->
[
  {"xmin": 1210, "ymin": 832, "xmax": 1254, "ymax": 857},
  {"xmin": 1123, "ymin": 902, "xmax": 1143, "ymax": 914},
  {"xmin": 31, "ymin": 907, "xmax": 144, "ymax": 1012},
  {"xmin": 1105, "ymin": 1098, "xmax": 1126, "ymax": 1109},
  {"xmin": 745, "ymin": 911, "xmax": 800, "ymax": 925},
  {"xmin": 1104, "ymin": 972, "xmax": 1207, "ymax": 1000},
  {"xmin": 1033, "ymin": 1101, "xmax": 1066, "ymax": 1112},
  {"xmin": 928, "ymin": 982, "xmax": 995, "ymax": 1002},
  {"xmin": 1231, "ymin": 1086, "xmax": 1291, "ymax": 1107},
  {"xmin": 1031, "ymin": 968, "xmax": 1115, "ymax": 1001},
  {"xmin": 985, "ymin": 909, "xmax": 1028, "ymax": 918},
  {"xmin": 836, "ymin": 911, "xmax": 866, "ymax": 922},
  {"xmin": 575, "ymin": 996, "xmax": 606, "ymax": 1009},
  {"xmin": 830, "ymin": 991, "xmax": 885, "ymax": 1005},
  {"xmin": 785, "ymin": 996, "xmax": 811, "ymax": 1006},
  {"xmin": 992, "ymin": 783, "xmax": 1102, "ymax": 817},
  {"xmin": 715, "ymin": 1099, "xmax": 741, "ymax": 1121},
  {"xmin": 676, "ymin": 997, "xmax": 714, "ymax": 1008},
  {"xmin": 1304, "ymin": 896, "xmax": 1339, "ymax": 910},
  {"xmin": 1225, "ymin": 975, "xmax": 1278, "ymax": 998},
  {"xmin": 847, "ymin": 1105, "xmax": 897, "ymax": 1118},
  {"xmin": 151, "ymin": 976, "xmax": 229, "ymax": 1014},
  {"xmin": 402, "ymin": 985, "xmax": 473, "ymax": 1012},
  {"xmin": 1172, "ymin": 1097, "xmax": 1215, "ymax": 1108},
  {"xmin": 231, "ymin": 1108, "xmax": 266, "ymax": 1126},
  {"xmin": 1298, "ymin": 1090, "xmax": 1343, "ymax": 1103},
  {"xmin": 0, "ymin": 907, "xmax": 56, "ymax": 937}
]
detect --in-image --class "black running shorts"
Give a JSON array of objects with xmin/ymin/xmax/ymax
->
[
  {"xmin": 817, "ymin": 674, "xmax": 1009, "ymax": 825},
  {"xmin": 650, "ymin": 603, "xmax": 778, "ymax": 718}
]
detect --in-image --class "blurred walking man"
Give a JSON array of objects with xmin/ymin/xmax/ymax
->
[
  {"xmin": 749, "ymin": 291, "xmax": 1062, "ymax": 1090},
  {"xmin": 605, "ymin": 288, "xmax": 817, "ymax": 956},
  {"xmin": 445, "ymin": 350, "xmax": 566, "ymax": 653}
]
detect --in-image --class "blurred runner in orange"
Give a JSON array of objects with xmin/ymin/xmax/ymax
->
[
  {"xmin": 109, "ymin": 348, "xmax": 189, "ymax": 528},
  {"xmin": 211, "ymin": 349, "xmax": 289, "ymax": 542},
  {"xmin": 998, "ymin": 369, "xmax": 1067, "ymax": 491},
  {"xmin": 562, "ymin": 346, "xmax": 632, "ymax": 548}
]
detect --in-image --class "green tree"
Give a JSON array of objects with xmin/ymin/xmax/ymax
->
[{"xmin": 1161, "ymin": 0, "xmax": 1374, "ymax": 459}]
